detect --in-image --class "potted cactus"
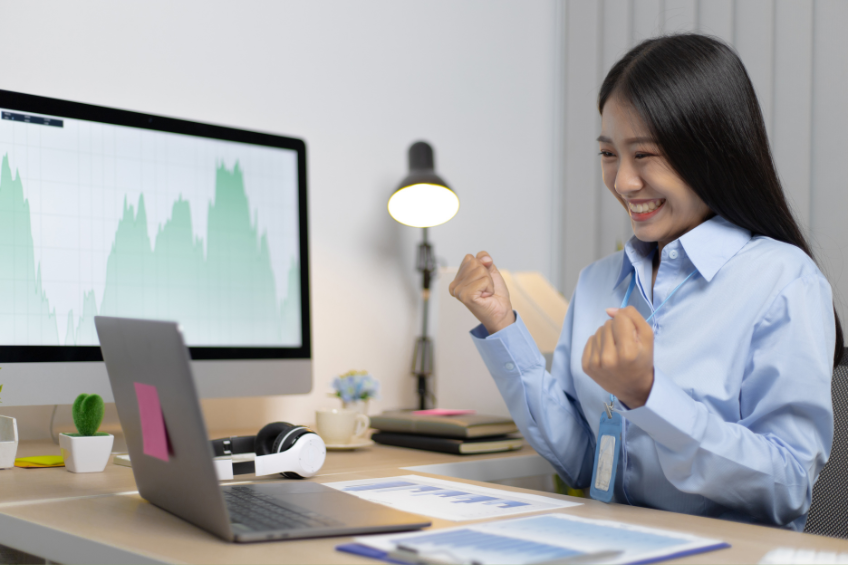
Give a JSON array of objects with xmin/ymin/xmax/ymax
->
[{"xmin": 59, "ymin": 393, "xmax": 113, "ymax": 473}]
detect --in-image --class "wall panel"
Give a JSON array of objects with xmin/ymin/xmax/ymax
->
[
  {"xmin": 734, "ymin": 0, "xmax": 775, "ymax": 137},
  {"xmin": 698, "ymin": 0, "xmax": 733, "ymax": 43},
  {"xmin": 664, "ymin": 0, "xmax": 698, "ymax": 32},
  {"xmin": 632, "ymin": 0, "xmax": 663, "ymax": 43},
  {"xmin": 772, "ymin": 0, "xmax": 814, "ymax": 231},
  {"xmin": 562, "ymin": 0, "xmax": 603, "ymax": 295},
  {"xmin": 810, "ymin": 0, "xmax": 848, "ymax": 326}
]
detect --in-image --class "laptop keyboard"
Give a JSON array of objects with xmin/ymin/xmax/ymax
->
[{"xmin": 224, "ymin": 486, "xmax": 343, "ymax": 532}]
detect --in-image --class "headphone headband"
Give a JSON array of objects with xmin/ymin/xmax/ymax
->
[{"xmin": 210, "ymin": 435, "xmax": 256, "ymax": 457}]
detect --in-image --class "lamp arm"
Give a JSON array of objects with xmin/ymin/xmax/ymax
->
[{"xmin": 413, "ymin": 227, "xmax": 437, "ymax": 409}]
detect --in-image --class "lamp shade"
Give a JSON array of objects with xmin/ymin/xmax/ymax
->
[{"xmin": 388, "ymin": 141, "xmax": 459, "ymax": 228}]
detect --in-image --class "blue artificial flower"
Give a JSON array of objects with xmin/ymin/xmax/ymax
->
[{"xmin": 333, "ymin": 371, "xmax": 380, "ymax": 402}]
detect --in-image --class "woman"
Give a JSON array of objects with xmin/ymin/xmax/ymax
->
[{"xmin": 449, "ymin": 34, "xmax": 840, "ymax": 530}]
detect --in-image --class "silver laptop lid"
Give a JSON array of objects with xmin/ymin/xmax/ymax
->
[{"xmin": 95, "ymin": 316, "xmax": 233, "ymax": 541}]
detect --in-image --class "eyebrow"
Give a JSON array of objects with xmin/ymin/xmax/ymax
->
[{"xmin": 596, "ymin": 135, "xmax": 657, "ymax": 144}]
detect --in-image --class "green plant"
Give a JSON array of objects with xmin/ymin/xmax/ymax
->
[
  {"xmin": 71, "ymin": 393, "xmax": 107, "ymax": 437},
  {"xmin": 0, "ymin": 384, "xmax": 3, "ymax": 404}
]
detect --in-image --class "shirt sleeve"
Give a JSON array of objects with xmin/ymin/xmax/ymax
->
[
  {"xmin": 471, "ymin": 308, "xmax": 595, "ymax": 489},
  {"xmin": 622, "ymin": 274, "xmax": 835, "ymax": 526}
]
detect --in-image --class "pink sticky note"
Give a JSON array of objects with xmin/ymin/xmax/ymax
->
[
  {"xmin": 413, "ymin": 409, "xmax": 477, "ymax": 416},
  {"xmin": 134, "ymin": 382, "xmax": 170, "ymax": 462}
]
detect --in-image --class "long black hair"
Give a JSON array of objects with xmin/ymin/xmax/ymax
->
[{"xmin": 598, "ymin": 33, "xmax": 844, "ymax": 368}]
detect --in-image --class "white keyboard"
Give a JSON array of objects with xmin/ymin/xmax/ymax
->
[{"xmin": 760, "ymin": 548, "xmax": 848, "ymax": 564}]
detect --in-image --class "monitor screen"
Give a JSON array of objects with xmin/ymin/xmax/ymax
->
[{"xmin": 0, "ymin": 90, "xmax": 311, "ymax": 405}]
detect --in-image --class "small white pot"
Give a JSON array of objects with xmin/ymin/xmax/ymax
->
[
  {"xmin": 59, "ymin": 433, "xmax": 114, "ymax": 473},
  {"xmin": 0, "ymin": 415, "xmax": 18, "ymax": 469}
]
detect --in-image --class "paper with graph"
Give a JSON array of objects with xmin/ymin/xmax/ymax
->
[
  {"xmin": 323, "ymin": 475, "xmax": 580, "ymax": 521},
  {"xmin": 348, "ymin": 513, "xmax": 728, "ymax": 565}
]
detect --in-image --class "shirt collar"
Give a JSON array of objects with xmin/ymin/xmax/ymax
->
[
  {"xmin": 615, "ymin": 237, "xmax": 655, "ymax": 288},
  {"xmin": 614, "ymin": 215, "xmax": 752, "ymax": 288}
]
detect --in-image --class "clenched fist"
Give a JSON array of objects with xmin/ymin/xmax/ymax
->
[
  {"xmin": 582, "ymin": 306, "xmax": 655, "ymax": 408},
  {"xmin": 449, "ymin": 251, "xmax": 516, "ymax": 334}
]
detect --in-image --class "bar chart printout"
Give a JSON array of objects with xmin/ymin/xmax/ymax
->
[
  {"xmin": 323, "ymin": 475, "xmax": 580, "ymax": 521},
  {"xmin": 344, "ymin": 514, "xmax": 729, "ymax": 565}
]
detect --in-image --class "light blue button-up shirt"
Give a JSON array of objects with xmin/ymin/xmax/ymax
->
[{"xmin": 471, "ymin": 216, "xmax": 835, "ymax": 531}]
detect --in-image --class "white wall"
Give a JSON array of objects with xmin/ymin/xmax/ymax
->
[
  {"xmin": 557, "ymin": 0, "xmax": 848, "ymax": 339},
  {"xmin": 0, "ymin": 1, "xmax": 560, "ymax": 435}
]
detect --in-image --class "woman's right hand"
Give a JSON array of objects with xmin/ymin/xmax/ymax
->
[{"xmin": 449, "ymin": 251, "xmax": 515, "ymax": 334}]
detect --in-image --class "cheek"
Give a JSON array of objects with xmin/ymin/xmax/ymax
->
[{"xmin": 601, "ymin": 163, "xmax": 617, "ymax": 191}]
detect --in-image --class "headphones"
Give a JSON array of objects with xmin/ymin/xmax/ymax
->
[{"xmin": 210, "ymin": 422, "xmax": 326, "ymax": 479}]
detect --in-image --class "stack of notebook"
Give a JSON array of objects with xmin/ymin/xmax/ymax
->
[{"xmin": 370, "ymin": 411, "xmax": 523, "ymax": 455}]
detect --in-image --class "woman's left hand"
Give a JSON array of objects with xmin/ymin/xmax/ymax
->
[{"xmin": 582, "ymin": 306, "xmax": 655, "ymax": 408}]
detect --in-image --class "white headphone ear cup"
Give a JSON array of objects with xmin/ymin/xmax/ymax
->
[
  {"xmin": 282, "ymin": 434, "xmax": 326, "ymax": 478},
  {"xmin": 251, "ymin": 431, "xmax": 326, "ymax": 478}
]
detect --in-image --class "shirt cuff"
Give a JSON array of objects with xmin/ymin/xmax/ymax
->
[
  {"xmin": 619, "ymin": 368, "xmax": 704, "ymax": 450},
  {"xmin": 470, "ymin": 312, "xmax": 546, "ymax": 380}
]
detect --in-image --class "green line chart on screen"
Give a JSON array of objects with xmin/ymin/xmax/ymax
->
[{"xmin": 0, "ymin": 148, "xmax": 301, "ymax": 348}]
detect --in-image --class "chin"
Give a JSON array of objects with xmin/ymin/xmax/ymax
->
[{"xmin": 631, "ymin": 225, "xmax": 658, "ymax": 243}]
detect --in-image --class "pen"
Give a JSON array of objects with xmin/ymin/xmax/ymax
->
[
  {"xmin": 539, "ymin": 550, "xmax": 623, "ymax": 564},
  {"xmin": 387, "ymin": 544, "xmax": 478, "ymax": 565},
  {"xmin": 386, "ymin": 544, "xmax": 623, "ymax": 565}
]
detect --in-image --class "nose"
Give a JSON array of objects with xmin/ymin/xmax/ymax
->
[{"xmin": 614, "ymin": 158, "xmax": 643, "ymax": 196}]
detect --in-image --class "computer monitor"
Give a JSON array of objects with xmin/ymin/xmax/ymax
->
[{"xmin": 0, "ymin": 90, "xmax": 311, "ymax": 406}]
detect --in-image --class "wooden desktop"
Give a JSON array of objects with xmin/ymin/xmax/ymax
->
[{"xmin": 2, "ymin": 437, "xmax": 847, "ymax": 564}]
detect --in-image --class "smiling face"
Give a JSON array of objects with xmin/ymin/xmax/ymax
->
[{"xmin": 599, "ymin": 96, "xmax": 713, "ymax": 249}]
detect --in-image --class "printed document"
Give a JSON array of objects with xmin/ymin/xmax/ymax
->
[
  {"xmin": 323, "ymin": 475, "xmax": 580, "ymax": 521},
  {"xmin": 347, "ymin": 513, "xmax": 728, "ymax": 564}
]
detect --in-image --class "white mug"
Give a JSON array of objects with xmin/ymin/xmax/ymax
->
[{"xmin": 315, "ymin": 408, "xmax": 369, "ymax": 445}]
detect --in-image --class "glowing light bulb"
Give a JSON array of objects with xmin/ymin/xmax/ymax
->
[{"xmin": 388, "ymin": 183, "xmax": 460, "ymax": 228}]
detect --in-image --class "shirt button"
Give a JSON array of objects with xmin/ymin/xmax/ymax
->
[
  {"xmin": 504, "ymin": 362, "xmax": 515, "ymax": 371},
  {"xmin": 668, "ymin": 250, "xmax": 679, "ymax": 260}
]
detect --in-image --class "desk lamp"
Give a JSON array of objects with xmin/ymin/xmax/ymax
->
[{"xmin": 388, "ymin": 141, "xmax": 459, "ymax": 410}]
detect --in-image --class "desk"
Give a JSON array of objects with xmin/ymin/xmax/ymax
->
[{"xmin": 2, "ymin": 438, "xmax": 848, "ymax": 564}]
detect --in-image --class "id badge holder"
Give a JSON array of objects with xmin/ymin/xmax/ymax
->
[{"xmin": 589, "ymin": 404, "xmax": 622, "ymax": 503}]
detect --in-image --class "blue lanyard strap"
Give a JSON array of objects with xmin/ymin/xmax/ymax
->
[
  {"xmin": 608, "ymin": 264, "xmax": 698, "ymax": 411},
  {"xmin": 621, "ymin": 269, "xmax": 697, "ymax": 322}
]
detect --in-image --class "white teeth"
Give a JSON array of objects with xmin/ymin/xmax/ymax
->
[{"xmin": 628, "ymin": 199, "xmax": 664, "ymax": 213}]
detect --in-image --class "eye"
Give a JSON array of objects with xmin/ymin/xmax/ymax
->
[
  {"xmin": 598, "ymin": 150, "xmax": 615, "ymax": 158},
  {"xmin": 634, "ymin": 152, "xmax": 655, "ymax": 159}
]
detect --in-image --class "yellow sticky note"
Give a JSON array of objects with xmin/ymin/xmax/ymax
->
[{"xmin": 15, "ymin": 456, "xmax": 65, "ymax": 468}]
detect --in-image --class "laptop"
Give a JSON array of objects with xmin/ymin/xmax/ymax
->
[{"xmin": 94, "ymin": 316, "xmax": 431, "ymax": 542}]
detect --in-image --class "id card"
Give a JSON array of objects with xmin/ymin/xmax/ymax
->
[{"xmin": 589, "ymin": 410, "xmax": 622, "ymax": 503}]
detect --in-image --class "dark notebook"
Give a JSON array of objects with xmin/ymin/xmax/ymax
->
[
  {"xmin": 370, "ymin": 411, "xmax": 518, "ymax": 439},
  {"xmin": 371, "ymin": 432, "xmax": 524, "ymax": 455}
]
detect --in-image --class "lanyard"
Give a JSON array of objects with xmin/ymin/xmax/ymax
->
[
  {"xmin": 621, "ymin": 268, "xmax": 697, "ymax": 321},
  {"xmin": 606, "ymin": 268, "xmax": 696, "ymax": 414},
  {"xmin": 592, "ymin": 263, "xmax": 698, "ymax": 502}
]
